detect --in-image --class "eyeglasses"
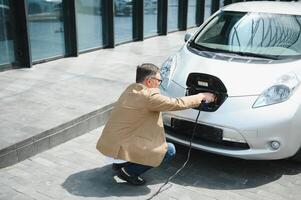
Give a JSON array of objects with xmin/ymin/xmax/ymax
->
[{"xmin": 150, "ymin": 77, "xmax": 163, "ymax": 85}]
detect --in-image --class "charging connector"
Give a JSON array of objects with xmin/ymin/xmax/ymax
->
[
  {"xmin": 147, "ymin": 72, "xmax": 227, "ymax": 199},
  {"xmin": 147, "ymin": 106, "xmax": 202, "ymax": 200},
  {"xmin": 186, "ymin": 73, "xmax": 228, "ymax": 112}
]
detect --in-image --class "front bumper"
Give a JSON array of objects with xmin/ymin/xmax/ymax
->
[{"xmin": 162, "ymin": 81, "xmax": 301, "ymax": 160}]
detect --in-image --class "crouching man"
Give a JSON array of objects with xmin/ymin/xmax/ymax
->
[{"xmin": 96, "ymin": 63, "xmax": 215, "ymax": 185}]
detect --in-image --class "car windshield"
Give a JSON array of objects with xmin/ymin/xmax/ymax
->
[{"xmin": 192, "ymin": 11, "xmax": 301, "ymax": 60}]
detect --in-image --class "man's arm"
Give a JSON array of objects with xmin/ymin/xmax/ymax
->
[{"xmin": 147, "ymin": 89, "xmax": 215, "ymax": 112}]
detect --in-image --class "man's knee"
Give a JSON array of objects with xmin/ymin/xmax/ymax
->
[{"xmin": 167, "ymin": 143, "xmax": 176, "ymax": 157}]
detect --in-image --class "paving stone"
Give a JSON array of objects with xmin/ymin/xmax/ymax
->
[
  {"xmin": 2, "ymin": 127, "xmax": 301, "ymax": 200},
  {"xmin": 7, "ymin": 182, "xmax": 54, "ymax": 200},
  {"xmin": 249, "ymin": 188, "xmax": 288, "ymax": 200},
  {"xmin": 10, "ymin": 193, "xmax": 35, "ymax": 200}
]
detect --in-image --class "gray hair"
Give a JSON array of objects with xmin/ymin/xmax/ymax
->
[{"xmin": 136, "ymin": 63, "xmax": 160, "ymax": 83}]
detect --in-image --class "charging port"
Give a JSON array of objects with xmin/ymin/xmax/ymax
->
[{"xmin": 186, "ymin": 73, "xmax": 228, "ymax": 112}]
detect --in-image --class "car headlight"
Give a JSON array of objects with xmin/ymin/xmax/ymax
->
[
  {"xmin": 160, "ymin": 55, "xmax": 177, "ymax": 90},
  {"xmin": 253, "ymin": 72, "xmax": 300, "ymax": 108}
]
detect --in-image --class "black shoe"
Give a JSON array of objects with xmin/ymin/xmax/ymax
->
[
  {"xmin": 117, "ymin": 168, "xmax": 146, "ymax": 186},
  {"xmin": 112, "ymin": 163, "xmax": 128, "ymax": 171}
]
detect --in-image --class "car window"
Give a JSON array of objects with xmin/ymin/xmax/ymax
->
[{"xmin": 193, "ymin": 11, "xmax": 301, "ymax": 60}]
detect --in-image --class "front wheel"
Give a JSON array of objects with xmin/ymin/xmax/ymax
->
[{"xmin": 290, "ymin": 147, "xmax": 301, "ymax": 162}]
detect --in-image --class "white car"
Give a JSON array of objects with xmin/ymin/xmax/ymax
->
[{"xmin": 160, "ymin": 1, "xmax": 301, "ymax": 162}]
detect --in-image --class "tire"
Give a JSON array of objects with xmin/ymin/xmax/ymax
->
[{"xmin": 290, "ymin": 148, "xmax": 301, "ymax": 162}]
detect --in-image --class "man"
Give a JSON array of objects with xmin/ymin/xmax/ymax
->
[{"xmin": 96, "ymin": 63, "xmax": 216, "ymax": 185}]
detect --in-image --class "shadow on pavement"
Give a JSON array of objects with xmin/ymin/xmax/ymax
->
[
  {"xmin": 147, "ymin": 144, "xmax": 301, "ymax": 190},
  {"xmin": 62, "ymin": 165, "xmax": 151, "ymax": 198},
  {"xmin": 62, "ymin": 144, "xmax": 301, "ymax": 198}
]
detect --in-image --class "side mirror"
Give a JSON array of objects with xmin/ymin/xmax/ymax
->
[{"xmin": 184, "ymin": 33, "xmax": 192, "ymax": 42}]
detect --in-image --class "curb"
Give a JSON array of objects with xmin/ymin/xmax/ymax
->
[{"xmin": 0, "ymin": 103, "xmax": 114, "ymax": 169}]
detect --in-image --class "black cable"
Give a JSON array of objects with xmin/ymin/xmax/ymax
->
[{"xmin": 146, "ymin": 107, "xmax": 203, "ymax": 200}]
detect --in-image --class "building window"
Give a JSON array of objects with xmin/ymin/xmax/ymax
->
[
  {"xmin": 187, "ymin": 0, "xmax": 197, "ymax": 28},
  {"xmin": 204, "ymin": 0, "xmax": 212, "ymax": 20},
  {"xmin": 114, "ymin": 0, "xmax": 133, "ymax": 44},
  {"xmin": 144, "ymin": 0, "xmax": 158, "ymax": 37},
  {"xmin": 219, "ymin": 0, "xmax": 224, "ymax": 8},
  {"xmin": 75, "ymin": 0, "xmax": 103, "ymax": 51},
  {"xmin": 26, "ymin": 0, "xmax": 65, "ymax": 61},
  {"xmin": 0, "ymin": 0, "xmax": 15, "ymax": 66},
  {"xmin": 167, "ymin": 0, "xmax": 178, "ymax": 32}
]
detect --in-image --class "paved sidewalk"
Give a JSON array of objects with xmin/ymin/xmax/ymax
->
[
  {"xmin": 1, "ymin": 127, "xmax": 301, "ymax": 200},
  {"xmin": 0, "ymin": 29, "xmax": 196, "ymax": 168},
  {"xmin": 1, "ymin": 27, "xmax": 301, "ymax": 200}
]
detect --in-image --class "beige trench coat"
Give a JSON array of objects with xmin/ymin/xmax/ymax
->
[{"xmin": 96, "ymin": 83, "xmax": 201, "ymax": 167}]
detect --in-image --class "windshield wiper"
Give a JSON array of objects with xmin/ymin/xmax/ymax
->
[
  {"xmin": 233, "ymin": 51, "xmax": 280, "ymax": 60},
  {"xmin": 189, "ymin": 42, "xmax": 229, "ymax": 53}
]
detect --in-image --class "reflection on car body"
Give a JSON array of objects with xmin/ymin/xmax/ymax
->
[{"xmin": 161, "ymin": 1, "xmax": 301, "ymax": 162}]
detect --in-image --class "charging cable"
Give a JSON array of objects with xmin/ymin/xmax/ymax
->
[{"xmin": 146, "ymin": 106, "xmax": 203, "ymax": 200}]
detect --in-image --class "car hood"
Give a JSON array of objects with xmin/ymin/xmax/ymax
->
[{"xmin": 171, "ymin": 46, "xmax": 301, "ymax": 96}]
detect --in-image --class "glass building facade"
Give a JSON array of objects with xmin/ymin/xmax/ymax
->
[
  {"xmin": 204, "ymin": 0, "xmax": 212, "ymax": 21},
  {"xmin": 2, "ymin": 0, "xmax": 286, "ymax": 71},
  {"xmin": 144, "ymin": 0, "xmax": 158, "ymax": 37},
  {"xmin": 75, "ymin": 0, "xmax": 103, "ymax": 51},
  {"xmin": 167, "ymin": 0, "xmax": 178, "ymax": 32},
  {"xmin": 114, "ymin": 0, "xmax": 133, "ymax": 43},
  {"xmin": 0, "ymin": 0, "xmax": 15, "ymax": 66},
  {"xmin": 187, "ymin": 0, "xmax": 197, "ymax": 28},
  {"xmin": 26, "ymin": 0, "xmax": 65, "ymax": 61}
]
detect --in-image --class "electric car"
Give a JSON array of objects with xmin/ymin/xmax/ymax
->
[{"xmin": 160, "ymin": 1, "xmax": 301, "ymax": 162}]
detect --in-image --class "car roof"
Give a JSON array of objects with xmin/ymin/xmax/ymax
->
[{"xmin": 222, "ymin": 1, "xmax": 301, "ymax": 16}]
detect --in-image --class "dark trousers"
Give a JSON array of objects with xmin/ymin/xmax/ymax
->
[{"xmin": 124, "ymin": 143, "xmax": 176, "ymax": 176}]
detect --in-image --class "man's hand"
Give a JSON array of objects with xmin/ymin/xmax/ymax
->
[{"xmin": 196, "ymin": 92, "xmax": 216, "ymax": 104}]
